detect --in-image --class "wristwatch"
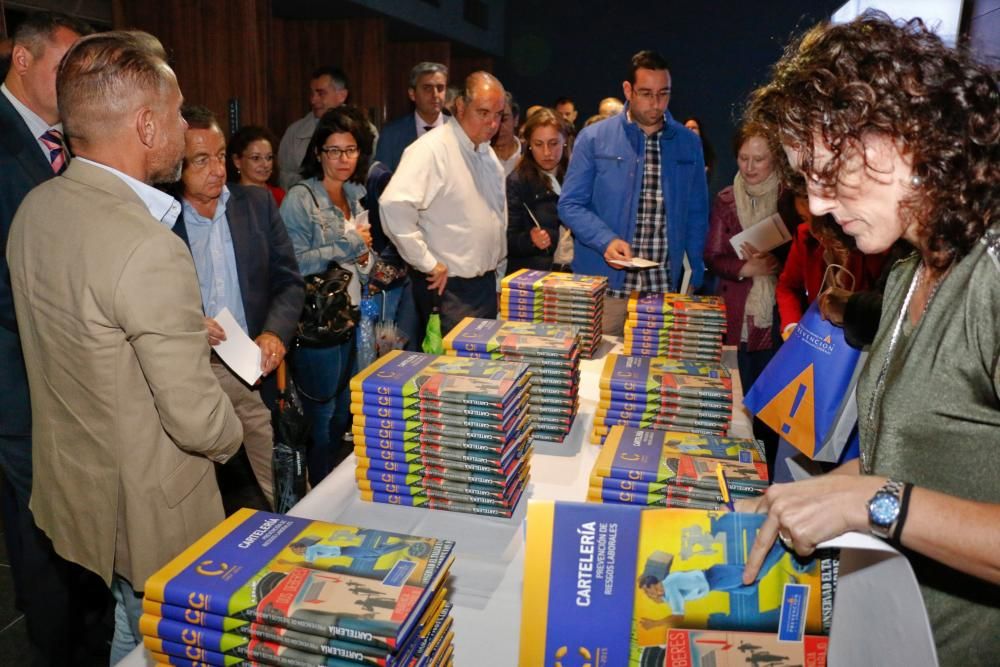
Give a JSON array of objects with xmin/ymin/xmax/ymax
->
[{"xmin": 867, "ymin": 479, "xmax": 905, "ymax": 539}]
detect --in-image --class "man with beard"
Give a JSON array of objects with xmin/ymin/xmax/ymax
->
[{"xmin": 5, "ymin": 31, "xmax": 243, "ymax": 661}]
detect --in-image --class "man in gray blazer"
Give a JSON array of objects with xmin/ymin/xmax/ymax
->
[
  {"xmin": 173, "ymin": 104, "xmax": 304, "ymax": 509},
  {"xmin": 6, "ymin": 31, "xmax": 243, "ymax": 662}
]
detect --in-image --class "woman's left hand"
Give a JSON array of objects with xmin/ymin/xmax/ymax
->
[
  {"xmin": 358, "ymin": 226, "xmax": 373, "ymax": 248},
  {"xmin": 740, "ymin": 473, "xmax": 885, "ymax": 584}
]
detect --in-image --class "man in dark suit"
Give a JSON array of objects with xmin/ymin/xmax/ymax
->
[
  {"xmin": 0, "ymin": 12, "xmax": 110, "ymax": 665},
  {"xmin": 374, "ymin": 61, "xmax": 449, "ymax": 171},
  {"xmin": 173, "ymin": 105, "xmax": 304, "ymax": 508}
]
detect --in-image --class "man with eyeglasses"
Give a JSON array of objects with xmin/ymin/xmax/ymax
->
[
  {"xmin": 559, "ymin": 50, "xmax": 709, "ymax": 335},
  {"xmin": 172, "ymin": 105, "xmax": 304, "ymax": 510},
  {"xmin": 381, "ymin": 71, "xmax": 508, "ymax": 336}
]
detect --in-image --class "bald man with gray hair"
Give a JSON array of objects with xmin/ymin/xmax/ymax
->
[
  {"xmin": 381, "ymin": 71, "xmax": 508, "ymax": 335},
  {"xmin": 7, "ymin": 30, "xmax": 242, "ymax": 661}
]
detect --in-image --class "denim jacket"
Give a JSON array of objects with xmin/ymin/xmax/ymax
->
[
  {"xmin": 558, "ymin": 108, "xmax": 708, "ymax": 292},
  {"xmin": 279, "ymin": 178, "xmax": 368, "ymax": 276}
]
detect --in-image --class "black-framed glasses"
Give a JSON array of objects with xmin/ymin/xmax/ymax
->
[{"xmin": 319, "ymin": 146, "xmax": 360, "ymax": 159}]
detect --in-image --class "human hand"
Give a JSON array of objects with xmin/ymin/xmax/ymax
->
[
  {"xmin": 204, "ymin": 317, "xmax": 226, "ymax": 346},
  {"xmin": 427, "ymin": 262, "xmax": 448, "ymax": 295},
  {"xmin": 603, "ymin": 239, "xmax": 633, "ymax": 266},
  {"xmin": 530, "ymin": 227, "xmax": 552, "ymax": 251},
  {"xmin": 358, "ymin": 225, "xmax": 373, "ymax": 248},
  {"xmin": 256, "ymin": 332, "xmax": 286, "ymax": 376},
  {"xmin": 740, "ymin": 474, "xmax": 885, "ymax": 585},
  {"xmin": 818, "ymin": 286, "xmax": 851, "ymax": 327},
  {"xmin": 738, "ymin": 242, "xmax": 779, "ymax": 277}
]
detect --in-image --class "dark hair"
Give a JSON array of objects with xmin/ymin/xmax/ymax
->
[
  {"xmin": 301, "ymin": 105, "xmax": 373, "ymax": 183},
  {"xmin": 628, "ymin": 50, "xmax": 670, "ymax": 85},
  {"xmin": 746, "ymin": 12, "xmax": 999, "ymax": 269},
  {"xmin": 506, "ymin": 91, "xmax": 520, "ymax": 121},
  {"xmin": 637, "ymin": 574, "xmax": 660, "ymax": 589},
  {"xmin": 311, "ymin": 66, "xmax": 349, "ymax": 91},
  {"xmin": 181, "ymin": 104, "xmax": 219, "ymax": 132},
  {"xmin": 227, "ymin": 125, "xmax": 280, "ymax": 185},
  {"xmin": 515, "ymin": 107, "xmax": 569, "ymax": 192},
  {"xmin": 13, "ymin": 10, "xmax": 93, "ymax": 57},
  {"xmin": 554, "ymin": 96, "xmax": 574, "ymax": 108},
  {"xmin": 684, "ymin": 115, "xmax": 716, "ymax": 182}
]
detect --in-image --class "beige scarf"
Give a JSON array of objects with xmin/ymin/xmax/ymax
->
[{"xmin": 732, "ymin": 170, "xmax": 780, "ymax": 335}]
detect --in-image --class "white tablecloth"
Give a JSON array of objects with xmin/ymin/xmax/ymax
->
[{"xmin": 125, "ymin": 340, "xmax": 752, "ymax": 666}]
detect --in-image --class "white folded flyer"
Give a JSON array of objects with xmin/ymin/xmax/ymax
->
[
  {"xmin": 212, "ymin": 307, "xmax": 262, "ymax": 386},
  {"xmin": 729, "ymin": 212, "xmax": 793, "ymax": 258},
  {"xmin": 608, "ymin": 256, "xmax": 660, "ymax": 269}
]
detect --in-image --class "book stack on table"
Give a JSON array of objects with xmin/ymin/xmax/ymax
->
[
  {"xmin": 498, "ymin": 268, "xmax": 607, "ymax": 358},
  {"xmin": 624, "ymin": 292, "xmax": 726, "ymax": 360},
  {"xmin": 592, "ymin": 354, "xmax": 734, "ymax": 443},
  {"xmin": 349, "ymin": 350, "xmax": 533, "ymax": 518},
  {"xmin": 587, "ymin": 425, "xmax": 768, "ymax": 509},
  {"xmin": 442, "ymin": 317, "xmax": 581, "ymax": 443},
  {"xmin": 139, "ymin": 508, "xmax": 456, "ymax": 667}
]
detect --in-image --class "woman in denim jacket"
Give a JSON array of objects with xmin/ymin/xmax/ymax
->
[{"xmin": 280, "ymin": 106, "xmax": 374, "ymax": 485}]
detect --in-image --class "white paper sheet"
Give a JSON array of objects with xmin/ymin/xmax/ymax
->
[
  {"xmin": 729, "ymin": 212, "xmax": 793, "ymax": 258},
  {"xmin": 608, "ymin": 256, "xmax": 660, "ymax": 269},
  {"xmin": 212, "ymin": 307, "xmax": 262, "ymax": 386}
]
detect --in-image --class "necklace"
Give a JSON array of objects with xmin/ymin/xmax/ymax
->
[{"xmin": 860, "ymin": 260, "xmax": 949, "ymax": 473}]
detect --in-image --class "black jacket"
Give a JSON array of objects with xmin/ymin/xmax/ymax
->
[{"xmin": 506, "ymin": 169, "xmax": 562, "ymax": 273}]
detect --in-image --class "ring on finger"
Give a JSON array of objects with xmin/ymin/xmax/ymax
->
[{"xmin": 779, "ymin": 531, "xmax": 794, "ymax": 549}]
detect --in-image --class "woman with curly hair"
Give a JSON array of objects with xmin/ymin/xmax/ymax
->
[{"xmin": 740, "ymin": 13, "xmax": 999, "ymax": 663}]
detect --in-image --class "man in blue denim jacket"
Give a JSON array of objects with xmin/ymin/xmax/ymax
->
[{"xmin": 558, "ymin": 50, "xmax": 709, "ymax": 335}]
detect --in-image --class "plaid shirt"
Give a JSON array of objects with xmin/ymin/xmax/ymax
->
[{"xmin": 610, "ymin": 128, "xmax": 670, "ymax": 298}]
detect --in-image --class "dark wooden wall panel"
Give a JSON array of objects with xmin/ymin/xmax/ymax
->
[
  {"xmin": 112, "ymin": 1, "xmax": 491, "ymax": 140},
  {"xmin": 383, "ymin": 41, "xmax": 451, "ymax": 124}
]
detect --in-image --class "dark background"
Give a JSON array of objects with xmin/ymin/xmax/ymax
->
[{"xmin": 497, "ymin": 0, "xmax": 845, "ymax": 195}]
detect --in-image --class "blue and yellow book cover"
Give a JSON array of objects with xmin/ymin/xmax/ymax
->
[
  {"xmin": 598, "ymin": 427, "xmax": 764, "ymax": 464},
  {"xmin": 626, "ymin": 292, "xmax": 726, "ymax": 318},
  {"xmin": 143, "ymin": 509, "xmax": 453, "ymax": 648},
  {"xmin": 520, "ymin": 501, "xmax": 643, "ymax": 667}
]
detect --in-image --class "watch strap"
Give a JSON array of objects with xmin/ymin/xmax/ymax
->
[{"xmin": 890, "ymin": 482, "xmax": 914, "ymax": 545}]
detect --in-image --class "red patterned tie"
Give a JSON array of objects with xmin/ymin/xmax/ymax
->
[{"xmin": 40, "ymin": 128, "xmax": 66, "ymax": 174}]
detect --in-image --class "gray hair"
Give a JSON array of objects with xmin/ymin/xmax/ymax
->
[
  {"xmin": 408, "ymin": 61, "xmax": 448, "ymax": 88},
  {"xmin": 57, "ymin": 31, "xmax": 173, "ymax": 146}
]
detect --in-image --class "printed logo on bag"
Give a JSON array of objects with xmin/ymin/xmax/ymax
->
[{"xmin": 793, "ymin": 323, "xmax": 835, "ymax": 355}]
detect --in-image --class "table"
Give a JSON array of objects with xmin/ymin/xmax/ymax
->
[{"xmin": 127, "ymin": 340, "xmax": 752, "ymax": 666}]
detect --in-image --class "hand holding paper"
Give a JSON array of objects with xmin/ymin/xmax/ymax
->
[
  {"xmin": 608, "ymin": 256, "xmax": 660, "ymax": 269},
  {"xmin": 730, "ymin": 212, "xmax": 792, "ymax": 258}
]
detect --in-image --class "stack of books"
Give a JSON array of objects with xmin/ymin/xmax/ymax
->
[
  {"xmin": 443, "ymin": 317, "xmax": 581, "ymax": 443},
  {"xmin": 349, "ymin": 350, "xmax": 532, "ymax": 518},
  {"xmin": 587, "ymin": 425, "xmax": 768, "ymax": 509},
  {"xmin": 591, "ymin": 354, "xmax": 733, "ymax": 443},
  {"xmin": 624, "ymin": 292, "xmax": 726, "ymax": 360},
  {"xmin": 139, "ymin": 508, "xmax": 456, "ymax": 666},
  {"xmin": 499, "ymin": 268, "xmax": 607, "ymax": 358}
]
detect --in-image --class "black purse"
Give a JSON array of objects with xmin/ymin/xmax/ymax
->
[
  {"xmin": 297, "ymin": 263, "xmax": 358, "ymax": 347},
  {"xmin": 290, "ymin": 184, "xmax": 360, "ymax": 347}
]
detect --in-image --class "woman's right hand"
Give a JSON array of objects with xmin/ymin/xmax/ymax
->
[
  {"xmin": 530, "ymin": 227, "xmax": 551, "ymax": 251},
  {"xmin": 739, "ymin": 242, "xmax": 779, "ymax": 277}
]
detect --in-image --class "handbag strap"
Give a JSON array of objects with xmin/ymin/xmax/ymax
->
[{"xmin": 290, "ymin": 182, "xmax": 321, "ymax": 210}]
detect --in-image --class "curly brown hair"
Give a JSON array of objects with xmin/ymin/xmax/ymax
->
[{"xmin": 745, "ymin": 12, "xmax": 999, "ymax": 269}]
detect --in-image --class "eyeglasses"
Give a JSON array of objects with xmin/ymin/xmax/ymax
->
[
  {"xmin": 632, "ymin": 89, "xmax": 671, "ymax": 102},
  {"xmin": 244, "ymin": 153, "xmax": 273, "ymax": 163},
  {"xmin": 319, "ymin": 146, "xmax": 360, "ymax": 159}
]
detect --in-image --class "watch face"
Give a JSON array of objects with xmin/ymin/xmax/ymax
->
[{"xmin": 870, "ymin": 492, "xmax": 900, "ymax": 527}]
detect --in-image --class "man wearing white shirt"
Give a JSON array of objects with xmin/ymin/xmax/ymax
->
[
  {"xmin": 7, "ymin": 31, "xmax": 242, "ymax": 661},
  {"xmin": 381, "ymin": 71, "xmax": 507, "ymax": 335},
  {"xmin": 375, "ymin": 61, "xmax": 449, "ymax": 172}
]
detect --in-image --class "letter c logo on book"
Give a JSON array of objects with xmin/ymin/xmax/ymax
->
[{"xmin": 195, "ymin": 559, "xmax": 229, "ymax": 577}]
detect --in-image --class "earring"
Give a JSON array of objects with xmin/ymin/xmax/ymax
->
[{"xmin": 910, "ymin": 175, "xmax": 922, "ymax": 187}]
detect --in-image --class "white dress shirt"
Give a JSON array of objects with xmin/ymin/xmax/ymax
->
[
  {"xmin": 414, "ymin": 111, "xmax": 447, "ymax": 138},
  {"xmin": 76, "ymin": 157, "xmax": 181, "ymax": 229},
  {"xmin": 380, "ymin": 121, "xmax": 507, "ymax": 278},
  {"xmin": 2, "ymin": 82, "xmax": 62, "ymax": 161}
]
